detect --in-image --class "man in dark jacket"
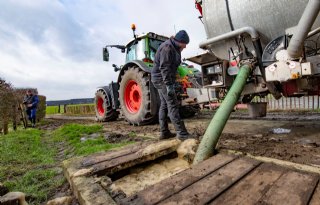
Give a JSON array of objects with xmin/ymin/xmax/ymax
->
[
  {"xmin": 151, "ymin": 30, "xmax": 192, "ymax": 140},
  {"xmin": 23, "ymin": 90, "xmax": 39, "ymax": 127}
]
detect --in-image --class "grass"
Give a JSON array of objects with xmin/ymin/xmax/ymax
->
[
  {"xmin": 66, "ymin": 103, "xmax": 94, "ymax": 107},
  {"xmin": 46, "ymin": 105, "xmax": 60, "ymax": 114},
  {"xmin": 0, "ymin": 129, "xmax": 62, "ymax": 204},
  {"xmin": 46, "ymin": 104, "xmax": 95, "ymax": 115},
  {"xmin": 52, "ymin": 123, "xmax": 131, "ymax": 156},
  {"xmin": 0, "ymin": 122, "xmax": 133, "ymax": 204}
]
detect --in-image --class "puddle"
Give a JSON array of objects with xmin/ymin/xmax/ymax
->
[
  {"xmin": 110, "ymin": 139, "xmax": 198, "ymax": 197},
  {"xmin": 111, "ymin": 157, "xmax": 190, "ymax": 196}
]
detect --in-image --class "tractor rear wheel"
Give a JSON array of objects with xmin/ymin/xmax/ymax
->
[
  {"xmin": 94, "ymin": 87, "xmax": 118, "ymax": 122},
  {"xmin": 119, "ymin": 66, "xmax": 157, "ymax": 125}
]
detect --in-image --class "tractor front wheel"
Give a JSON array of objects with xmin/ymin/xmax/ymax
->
[
  {"xmin": 119, "ymin": 66, "xmax": 157, "ymax": 125},
  {"xmin": 94, "ymin": 87, "xmax": 118, "ymax": 122}
]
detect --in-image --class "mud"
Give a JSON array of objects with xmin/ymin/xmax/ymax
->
[
  {"xmin": 45, "ymin": 111, "xmax": 320, "ymax": 204},
  {"xmin": 38, "ymin": 118, "xmax": 93, "ymax": 130},
  {"xmin": 218, "ymin": 120, "xmax": 320, "ymax": 166},
  {"xmin": 93, "ymin": 111, "xmax": 320, "ymax": 167},
  {"xmin": 44, "ymin": 111, "xmax": 320, "ymax": 167}
]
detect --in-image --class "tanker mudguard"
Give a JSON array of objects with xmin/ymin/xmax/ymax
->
[
  {"xmin": 117, "ymin": 60, "xmax": 152, "ymax": 83},
  {"xmin": 96, "ymin": 86, "xmax": 111, "ymax": 107},
  {"xmin": 108, "ymin": 82, "xmax": 120, "ymax": 109},
  {"xmin": 96, "ymin": 83, "xmax": 119, "ymax": 109}
]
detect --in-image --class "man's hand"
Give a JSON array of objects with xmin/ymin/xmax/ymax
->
[
  {"xmin": 166, "ymin": 85, "xmax": 175, "ymax": 97},
  {"xmin": 27, "ymin": 104, "xmax": 32, "ymax": 108}
]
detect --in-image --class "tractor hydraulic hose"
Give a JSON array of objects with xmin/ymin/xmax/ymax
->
[{"xmin": 193, "ymin": 64, "xmax": 252, "ymax": 164}]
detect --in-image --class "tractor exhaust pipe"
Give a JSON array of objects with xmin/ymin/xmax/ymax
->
[
  {"xmin": 193, "ymin": 64, "xmax": 252, "ymax": 164},
  {"xmin": 287, "ymin": 0, "xmax": 320, "ymax": 59}
]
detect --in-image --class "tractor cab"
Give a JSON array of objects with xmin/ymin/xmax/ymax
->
[
  {"xmin": 103, "ymin": 32, "xmax": 168, "ymax": 64},
  {"xmin": 125, "ymin": 32, "xmax": 168, "ymax": 63}
]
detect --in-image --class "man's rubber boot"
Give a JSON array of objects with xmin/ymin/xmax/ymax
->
[
  {"xmin": 174, "ymin": 121, "xmax": 189, "ymax": 137},
  {"xmin": 177, "ymin": 133, "xmax": 197, "ymax": 141},
  {"xmin": 159, "ymin": 132, "xmax": 176, "ymax": 140}
]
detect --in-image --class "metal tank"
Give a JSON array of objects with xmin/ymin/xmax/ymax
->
[{"xmin": 201, "ymin": 0, "xmax": 320, "ymax": 60}]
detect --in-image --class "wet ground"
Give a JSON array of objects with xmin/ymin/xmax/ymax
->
[
  {"xmin": 43, "ymin": 111, "xmax": 320, "ymax": 204},
  {"xmin": 45, "ymin": 110, "xmax": 320, "ymax": 167}
]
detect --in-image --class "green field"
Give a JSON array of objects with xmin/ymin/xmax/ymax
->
[
  {"xmin": 46, "ymin": 104, "xmax": 95, "ymax": 115},
  {"xmin": 46, "ymin": 105, "xmax": 62, "ymax": 114}
]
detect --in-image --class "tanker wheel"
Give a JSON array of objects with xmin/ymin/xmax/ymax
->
[
  {"xmin": 94, "ymin": 87, "xmax": 118, "ymax": 122},
  {"xmin": 119, "ymin": 66, "xmax": 157, "ymax": 125}
]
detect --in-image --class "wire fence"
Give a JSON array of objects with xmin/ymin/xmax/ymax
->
[{"xmin": 253, "ymin": 95, "xmax": 320, "ymax": 111}]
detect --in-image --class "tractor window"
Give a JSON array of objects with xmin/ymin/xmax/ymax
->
[
  {"xmin": 149, "ymin": 38, "xmax": 164, "ymax": 60},
  {"xmin": 126, "ymin": 39, "xmax": 146, "ymax": 62},
  {"xmin": 126, "ymin": 42, "xmax": 137, "ymax": 62}
]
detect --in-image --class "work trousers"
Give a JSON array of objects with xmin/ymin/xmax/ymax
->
[
  {"xmin": 153, "ymin": 83, "xmax": 188, "ymax": 136},
  {"xmin": 26, "ymin": 108, "xmax": 37, "ymax": 124}
]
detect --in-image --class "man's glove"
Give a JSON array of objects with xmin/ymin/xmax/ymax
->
[{"xmin": 166, "ymin": 84, "xmax": 175, "ymax": 97}]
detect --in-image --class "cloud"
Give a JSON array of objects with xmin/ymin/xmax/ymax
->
[{"xmin": 0, "ymin": 0, "xmax": 207, "ymax": 100}]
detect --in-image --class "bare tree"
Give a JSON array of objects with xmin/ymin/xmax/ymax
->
[{"xmin": 0, "ymin": 78, "xmax": 15, "ymax": 134}]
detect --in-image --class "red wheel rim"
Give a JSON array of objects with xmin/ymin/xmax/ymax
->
[
  {"xmin": 97, "ymin": 97, "xmax": 105, "ymax": 116},
  {"xmin": 124, "ymin": 80, "xmax": 142, "ymax": 113}
]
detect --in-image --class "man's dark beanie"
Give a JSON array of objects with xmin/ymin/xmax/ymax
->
[{"xmin": 174, "ymin": 30, "xmax": 190, "ymax": 44}]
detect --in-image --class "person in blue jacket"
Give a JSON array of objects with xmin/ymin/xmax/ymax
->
[{"xmin": 23, "ymin": 90, "xmax": 39, "ymax": 127}]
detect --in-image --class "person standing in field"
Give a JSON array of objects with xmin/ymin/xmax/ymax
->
[{"xmin": 23, "ymin": 89, "xmax": 39, "ymax": 127}]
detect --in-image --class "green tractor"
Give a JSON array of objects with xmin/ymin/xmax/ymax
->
[{"xmin": 95, "ymin": 27, "xmax": 201, "ymax": 125}]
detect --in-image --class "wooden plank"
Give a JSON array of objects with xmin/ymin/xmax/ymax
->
[
  {"xmin": 259, "ymin": 171, "xmax": 318, "ymax": 205},
  {"xmin": 19, "ymin": 104, "xmax": 28, "ymax": 128},
  {"xmin": 121, "ymin": 153, "xmax": 237, "ymax": 205},
  {"xmin": 158, "ymin": 157, "xmax": 260, "ymax": 205},
  {"xmin": 91, "ymin": 139, "xmax": 180, "ymax": 176},
  {"xmin": 71, "ymin": 175, "xmax": 117, "ymax": 205},
  {"xmin": 307, "ymin": 180, "xmax": 320, "ymax": 205},
  {"xmin": 211, "ymin": 163, "xmax": 286, "ymax": 205},
  {"xmin": 81, "ymin": 141, "xmax": 154, "ymax": 167}
]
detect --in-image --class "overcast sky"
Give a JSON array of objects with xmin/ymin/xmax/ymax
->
[{"xmin": 0, "ymin": 0, "xmax": 206, "ymax": 100}]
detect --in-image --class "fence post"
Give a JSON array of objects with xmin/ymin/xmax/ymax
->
[
  {"xmin": 290, "ymin": 97, "xmax": 292, "ymax": 110},
  {"xmin": 299, "ymin": 97, "xmax": 301, "ymax": 110},
  {"xmin": 312, "ymin": 96, "xmax": 314, "ymax": 110}
]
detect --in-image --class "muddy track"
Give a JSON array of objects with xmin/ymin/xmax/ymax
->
[{"xmin": 45, "ymin": 111, "xmax": 320, "ymax": 167}]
